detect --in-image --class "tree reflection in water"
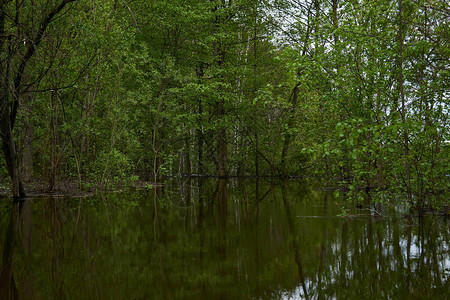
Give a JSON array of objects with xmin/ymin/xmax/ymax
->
[
  {"xmin": 0, "ymin": 180, "xmax": 448, "ymax": 299},
  {"xmin": 0, "ymin": 200, "xmax": 34, "ymax": 299}
]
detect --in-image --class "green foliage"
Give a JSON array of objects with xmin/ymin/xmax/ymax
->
[
  {"xmin": 278, "ymin": 0, "xmax": 449, "ymax": 211},
  {"xmin": 0, "ymin": 0, "xmax": 446, "ymax": 212},
  {"xmin": 91, "ymin": 148, "xmax": 137, "ymax": 188}
]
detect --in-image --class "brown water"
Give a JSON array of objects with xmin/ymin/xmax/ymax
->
[{"xmin": 0, "ymin": 179, "xmax": 449, "ymax": 299}]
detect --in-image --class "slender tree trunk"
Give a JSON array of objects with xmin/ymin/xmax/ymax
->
[
  {"xmin": 21, "ymin": 94, "xmax": 34, "ymax": 182},
  {"xmin": 254, "ymin": 132, "xmax": 259, "ymax": 177},
  {"xmin": 184, "ymin": 135, "xmax": 192, "ymax": 177},
  {"xmin": 398, "ymin": 0, "xmax": 412, "ymax": 204},
  {"xmin": 0, "ymin": 71, "xmax": 25, "ymax": 198},
  {"xmin": 332, "ymin": 0, "xmax": 338, "ymax": 44},
  {"xmin": 252, "ymin": 6, "xmax": 259, "ymax": 178},
  {"xmin": 0, "ymin": 24, "xmax": 25, "ymax": 199},
  {"xmin": 280, "ymin": 80, "xmax": 300, "ymax": 176},
  {"xmin": 217, "ymin": 110, "xmax": 227, "ymax": 178},
  {"xmin": 153, "ymin": 129, "xmax": 162, "ymax": 184},
  {"xmin": 197, "ymin": 110, "xmax": 204, "ymax": 176},
  {"xmin": 48, "ymin": 91, "xmax": 59, "ymax": 192},
  {"xmin": 195, "ymin": 66, "xmax": 205, "ymax": 176},
  {"xmin": 215, "ymin": 63, "xmax": 227, "ymax": 178},
  {"xmin": 280, "ymin": 0, "xmax": 317, "ymax": 177},
  {"xmin": 212, "ymin": 2, "xmax": 230, "ymax": 179},
  {"xmin": 1, "ymin": 123, "xmax": 25, "ymax": 199}
]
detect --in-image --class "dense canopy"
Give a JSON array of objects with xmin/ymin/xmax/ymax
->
[{"xmin": 0, "ymin": 0, "xmax": 448, "ymax": 212}]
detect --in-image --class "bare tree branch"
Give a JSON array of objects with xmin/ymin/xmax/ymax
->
[
  {"xmin": 11, "ymin": 0, "xmax": 78, "ymax": 129},
  {"xmin": 120, "ymin": 0, "xmax": 142, "ymax": 33}
]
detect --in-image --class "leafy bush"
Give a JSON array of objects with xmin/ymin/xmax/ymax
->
[{"xmin": 91, "ymin": 148, "xmax": 137, "ymax": 189}]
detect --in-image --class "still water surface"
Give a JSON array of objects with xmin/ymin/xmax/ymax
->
[{"xmin": 0, "ymin": 179, "xmax": 449, "ymax": 299}]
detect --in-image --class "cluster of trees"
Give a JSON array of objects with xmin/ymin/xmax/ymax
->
[{"xmin": 0, "ymin": 0, "xmax": 448, "ymax": 210}]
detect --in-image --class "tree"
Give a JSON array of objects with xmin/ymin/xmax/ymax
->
[
  {"xmin": 0, "ymin": 0, "xmax": 78, "ymax": 198},
  {"xmin": 278, "ymin": 0, "xmax": 449, "ymax": 210}
]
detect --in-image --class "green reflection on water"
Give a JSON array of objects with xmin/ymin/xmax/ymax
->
[{"xmin": 0, "ymin": 179, "xmax": 449, "ymax": 299}]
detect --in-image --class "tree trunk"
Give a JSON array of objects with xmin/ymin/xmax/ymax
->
[
  {"xmin": 0, "ymin": 16, "xmax": 25, "ymax": 199},
  {"xmin": 0, "ymin": 79, "xmax": 25, "ymax": 199},
  {"xmin": 254, "ymin": 132, "xmax": 259, "ymax": 177},
  {"xmin": 398, "ymin": 0, "xmax": 412, "ymax": 204},
  {"xmin": 217, "ymin": 97, "xmax": 227, "ymax": 178},
  {"xmin": 184, "ymin": 134, "xmax": 192, "ymax": 177},
  {"xmin": 332, "ymin": 0, "xmax": 338, "ymax": 45},
  {"xmin": 1, "ymin": 123, "xmax": 25, "ymax": 199},
  {"xmin": 196, "ymin": 67, "xmax": 205, "ymax": 176},
  {"xmin": 280, "ymin": 80, "xmax": 300, "ymax": 176},
  {"xmin": 21, "ymin": 94, "xmax": 34, "ymax": 182},
  {"xmin": 48, "ymin": 91, "xmax": 59, "ymax": 192}
]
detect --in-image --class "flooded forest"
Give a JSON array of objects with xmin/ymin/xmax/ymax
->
[{"xmin": 0, "ymin": 0, "xmax": 449, "ymax": 299}]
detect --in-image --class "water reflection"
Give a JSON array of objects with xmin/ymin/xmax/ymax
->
[
  {"xmin": 281, "ymin": 183, "xmax": 308, "ymax": 299},
  {"xmin": 0, "ymin": 180, "xmax": 448, "ymax": 299},
  {"xmin": 0, "ymin": 200, "xmax": 34, "ymax": 299}
]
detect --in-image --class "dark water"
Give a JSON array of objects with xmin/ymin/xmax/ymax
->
[{"xmin": 0, "ymin": 179, "xmax": 449, "ymax": 299}]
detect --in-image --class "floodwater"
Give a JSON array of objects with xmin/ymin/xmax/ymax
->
[{"xmin": 0, "ymin": 179, "xmax": 449, "ymax": 299}]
